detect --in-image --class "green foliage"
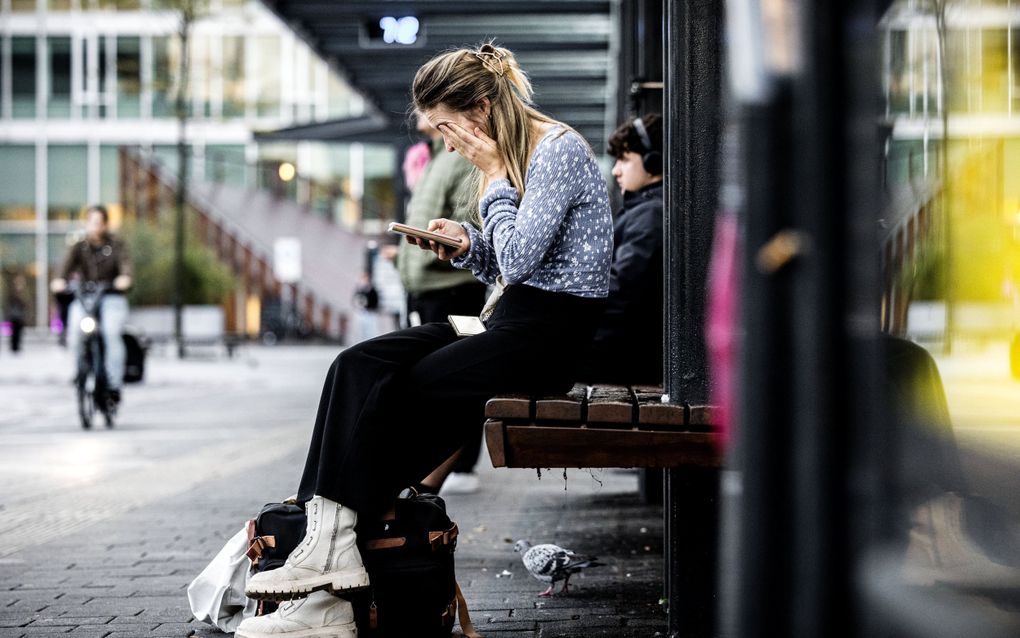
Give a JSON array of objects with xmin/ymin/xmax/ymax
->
[
  {"xmin": 120, "ymin": 219, "xmax": 234, "ymax": 306},
  {"xmin": 907, "ymin": 235, "xmax": 947, "ymax": 301}
]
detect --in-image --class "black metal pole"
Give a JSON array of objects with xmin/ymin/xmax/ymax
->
[
  {"xmin": 173, "ymin": 3, "xmax": 194, "ymax": 360},
  {"xmin": 663, "ymin": 1, "xmax": 721, "ymax": 635},
  {"xmin": 724, "ymin": 2, "xmax": 884, "ymax": 637}
]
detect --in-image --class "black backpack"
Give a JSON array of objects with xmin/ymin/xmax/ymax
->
[
  {"xmin": 247, "ymin": 500, "xmax": 306, "ymax": 573},
  {"xmin": 246, "ymin": 500, "xmax": 307, "ymax": 616},
  {"xmin": 247, "ymin": 492, "xmax": 478, "ymax": 638},
  {"xmin": 354, "ymin": 489, "xmax": 477, "ymax": 637}
]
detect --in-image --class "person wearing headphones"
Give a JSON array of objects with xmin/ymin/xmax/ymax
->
[{"xmin": 581, "ymin": 113, "xmax": 664, "ymax": 383}]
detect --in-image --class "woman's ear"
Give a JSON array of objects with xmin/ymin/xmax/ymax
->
[{"xmin": 474, "ymin": 97, "xmax": 491, "ymax": 119}]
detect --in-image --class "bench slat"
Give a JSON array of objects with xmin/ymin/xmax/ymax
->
[
  {"xmin": 534, "ymin": 383, "xmax": 588, "ymax": 422},
  {"xmin": 484, "ymin": 395, "xmax": 532, "ymax": 420},
  {"xmin": 630, "ymin": 385, "xmax": 685, "ymax": 428},
  {"xmin": 687, "ymin": 404, "xmax": 716, "ymax": 431},
  {"xmin": 631, "ymin": 384, "xmax": 664, "ymax": 395},
  {"xmin": 587, "ymin": 385, "xmax": 634, "ymax": 425},
  {"xmin": 636, "ymin": 397, "xmax": 686, "ymax": 428},
  {"xmin": 484, "ymin": 420, "xmax": 507, "ymax": 467},
  {"xmin": 485, "ymin": 421, "xmax": 720, "ymax": 469}
]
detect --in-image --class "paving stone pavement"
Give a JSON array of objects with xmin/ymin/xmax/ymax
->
[{"xmin": 0, "ymin": 340, "xmax": 668, "ymax": 637}]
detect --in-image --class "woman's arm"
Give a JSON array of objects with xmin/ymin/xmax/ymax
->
[
  {"xmin": 480, "ymin": 132, "xmax": 586, "ymax": 284},
  {"xmin": 450, "ymin": 222, "xmax": 500, "ymax": 284}
]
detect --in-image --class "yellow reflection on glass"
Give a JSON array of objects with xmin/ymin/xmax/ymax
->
[{"xmin": 883, "ymin": 7, "xmax": 1020, "ymax": 457}]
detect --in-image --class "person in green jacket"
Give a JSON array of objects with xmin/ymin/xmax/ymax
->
[
  {"xmin": 397, "ymin": 111, "xmax": 488, "ymax": 494},
  {"xmin": 398, "ymin": 112, "xmax": 486, "ymax": 325}
]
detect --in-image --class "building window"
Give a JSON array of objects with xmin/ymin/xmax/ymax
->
[
  {"xmin": 88, "ymin": 0, "xmax": 142, "ymax": 9},
  {"xmin": 151, "ymin": 35, "xmax": 179, "ymax": 118},
  {"xmin": 100, "ymin": 145, "xmax": 121, "ymax": 205},
  {"xmin": 12, "ymin": 37, "xmax": 37, "ymax": 119},
  {"xmin": 304, "ymin": 50, "xmax": 317, "ymax": 121},
  {"xmin": 222, "ymin": 35, "xmax": 245, "ymax": 118},
  {"xmin": 0, "ymin": 146, "xmax": 36, "ymax": 222},
  {"xmin": 153, "ymin": 143, "xmax": 198, "ymax": 176},
  {"xmin": 48, "ymin": 145, "xmax": 88, "ymax": 222},
  {"xmin": 326, "ymin": 73, "xmax": 358, "ymax": 119},
  {"xmin": 886, "ymin": 26, "xmax": 941, "ymax": 118},
  {"xmin": 888, "ymin": 30, "xmax": 910, "ymax": 115},
  {"xmin": 98, "ymin": 35, "xmax": 113, "ymax": 118},
  {"xmin": 362, "ymin": 145, "xmax": 397, "ymax": 222},
  {"xmin": 11, "ymin": 1, "xmax": 38, "ymax": 11},
  {"xmin": 205, "ymin": 145, "xmax": 246, "ymax": 186},
  {"xmin": 254, "ymin": 35, "xmax": 281, "ymax": 118},
  {"xmin": 48, "ymin": 232, "xmax": 76, "ymax": 276},
  {"xmin": 117, "ymin": 36, "xmax": 142, "ymax": 118},
  {"xmin": 979, "ymin": 28, "xmax": 1009, "ymax": 114},
  {"xmin": 190, "ymin": 34, "xmax": 211, "ymax": 118},
  {"xmin": 48, "ymin": 36, "xmax": 73, "ymax": 118},
  {"xmin": 48, "ymin": 0, "xmax": 72, "ymax": 10},
  {"xmin": 948, "ymin": 27, "xmax": 1011, "ymax": 114}
]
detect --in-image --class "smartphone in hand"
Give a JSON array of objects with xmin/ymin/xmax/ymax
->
[{"xmin": 388, "ymin": 222, "xmax": 463, "ymax": 249}]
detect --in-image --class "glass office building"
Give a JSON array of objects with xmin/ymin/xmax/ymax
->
[
  {"xmin": 884, "ymin": 0, "xmax": 1020, "ymax": 177},
  {"xmin": 882, "ymin": 0, "xmax": 1020, "ymax": 314},
  {"xmin": 0, "ymin": 0, "xmax": 386, "ymax": 327}
]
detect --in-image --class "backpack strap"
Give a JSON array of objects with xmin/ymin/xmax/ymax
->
[
  {"xmin": 455, "ymin": 581, "xmax": 482, "ymax": 638},
  {"xmin": 245, "ymin": 535, "xmax": 276, "ymax": 564},
  {"xmin": 429, "ymin": 523, "xmax": 459, "ymax": 551}
]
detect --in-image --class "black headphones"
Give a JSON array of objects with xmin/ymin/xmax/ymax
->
[{"xmin": 632, "ymin": 117, "xmax": 663, "ymax": 175}]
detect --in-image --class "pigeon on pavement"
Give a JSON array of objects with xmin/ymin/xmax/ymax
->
[{"xmin": 513, "ymin": 539, "xmax": 605, "ymax": 596}]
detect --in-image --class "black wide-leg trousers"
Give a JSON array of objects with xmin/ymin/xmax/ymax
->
[{"xmin": 296, "ymin": 285, "xmax": 603, "ymax": 517}]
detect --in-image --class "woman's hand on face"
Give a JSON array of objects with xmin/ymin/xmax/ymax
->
[
  {"xmin": 438, "ymin": 122, "xmax": 508, "ymax": 182},
  {"xmin": 405, "ymin": 218, "xmax": 469, "ymax": 261}
]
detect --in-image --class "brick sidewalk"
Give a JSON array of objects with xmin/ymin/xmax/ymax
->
[
  {"xmin": 2, "ymin": 464, "xmax": 666, "ymax": 637},
  {"xmin": 0, "ymin": 343, "xmax": 668, "ymax": 637}
]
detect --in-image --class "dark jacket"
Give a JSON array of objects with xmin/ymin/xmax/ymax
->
[
  {"xmin": 62, "ymin": 233, "xmax": 132, "ymax": 285},
  {"xmin": 582, "ymin": 182, "xmax": 664, "ymax": 383}
]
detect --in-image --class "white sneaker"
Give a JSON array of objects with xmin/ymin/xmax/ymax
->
[
  {"xmin": 439, "ymin": 472, "xmax": 480, "ymax": 495},
  {"xmin": 246, "ymin": 496, "xmax": 370, "ymax": 600},
  {"xmin": 235, "ymin": 591, "xmax": 356, "ymax": 638}
]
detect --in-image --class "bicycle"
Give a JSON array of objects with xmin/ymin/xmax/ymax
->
[{"xmin": 69, "ymin": 281, "xmax": 117, "ymax": 429}]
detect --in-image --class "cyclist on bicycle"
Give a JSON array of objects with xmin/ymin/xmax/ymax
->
[{"xmin": 51, "ymin": 205, "xmax": 133, "ymax": 406}]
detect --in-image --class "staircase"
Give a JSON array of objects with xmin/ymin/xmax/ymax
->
[{"xmin": 119, "ymin": 147, "xmax": 373, "ymax": 342}]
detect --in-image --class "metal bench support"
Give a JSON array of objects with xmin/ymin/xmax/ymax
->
[{"xmin": 664, "ymin": 0, "xmax": 722, "ymax": 635}]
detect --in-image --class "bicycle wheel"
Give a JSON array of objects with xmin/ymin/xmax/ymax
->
[
  {"xmin": 77, "ymin": 379, "xmax": 94, "ymax": 430},
  {"xmin": 103, "ymin": 394, "xmax": 116, "ymax": 429}
]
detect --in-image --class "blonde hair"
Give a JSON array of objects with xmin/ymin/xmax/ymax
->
[{"xmin": 412, "ymin": 42, "xmax": 580, "ymax": 203}]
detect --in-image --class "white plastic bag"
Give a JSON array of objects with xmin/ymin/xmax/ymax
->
[{"xmin": 187, "ymin": 525, "xmax": 258, "ymax": 632}]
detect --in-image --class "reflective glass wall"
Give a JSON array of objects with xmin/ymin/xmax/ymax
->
[{"xmin": 877, "ymin": 3, "xmax": 1020, "ymax": 608}]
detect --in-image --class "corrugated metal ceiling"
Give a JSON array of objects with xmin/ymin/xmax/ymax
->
[{"xmin": 259, "ymin": 0, "xmax": 615, "ymax": 150}]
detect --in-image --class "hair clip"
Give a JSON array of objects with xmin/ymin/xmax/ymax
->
[{"xmin": 474, "ymin": 50, "xmax": 506, "ymax": 77}]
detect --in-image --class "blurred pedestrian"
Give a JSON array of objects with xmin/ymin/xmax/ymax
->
[
  {"xmin": 398, "ymin": 110, "xmax": 488, "ymax": 494},
  {"xmin": 50, "ymin": 205, "xmax": 132, "ymax": 406},
  {"xmin": 4, "ymin": 275, "xmax": 28, "ymax": 354},
  {"xmin": 55, "ymin": 288, "xmax": 73, "ymax": 346},
  {"xmin": 351, "ymin": 271, "xmax": 381, "ymax": 343},
  {"xmin": 237, "ymin": 43, "xmax": 613, "ymax": 637},
  {"xmin": 401, "ymin": 138, "xmax": 431, "ymax": 193}
]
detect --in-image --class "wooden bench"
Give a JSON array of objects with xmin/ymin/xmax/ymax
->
[
  {"xmin": 484, "ymin": 383, "xmax": 720, "ymax": 470},
  {"xmin": 483, "ymin": 383, "xmax": 721, "ymax": 635}
]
